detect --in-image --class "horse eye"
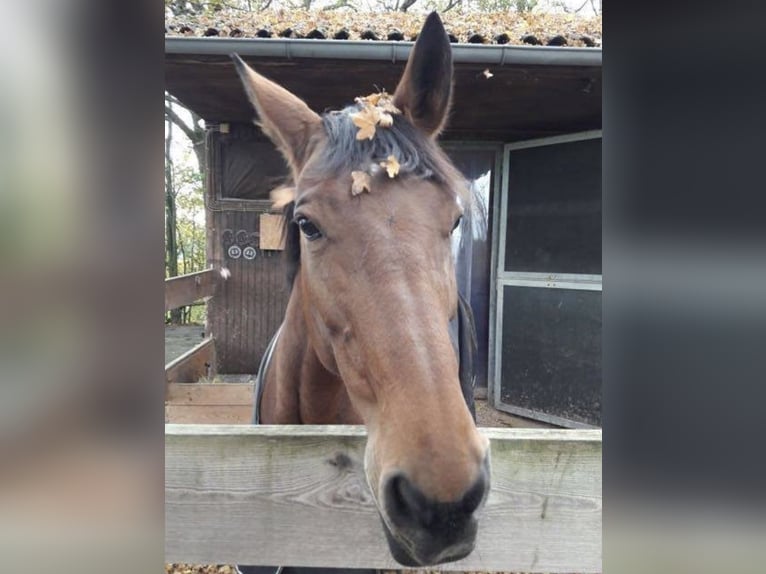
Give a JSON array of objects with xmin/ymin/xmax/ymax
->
[
  {"xmin": 451, "ymin": 215, "xmax": 463, "ymax": 232},
  {"xmin": 296, "ymin": 216, "xmax": 323, "ymax": 241}
]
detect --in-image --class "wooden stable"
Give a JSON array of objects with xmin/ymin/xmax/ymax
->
[
  {"xmin": 166, "ymin": 425, "xmax": 602, "ymax": 572},
  {"xmin": 163, "ymin": 26, "xmax": 602, "ymax": 572},
  {"xmin": 165, "ymin": 32, "xmax": 602, "ymax": 426}
]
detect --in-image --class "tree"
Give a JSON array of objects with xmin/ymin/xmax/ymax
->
[
  {"xmin": 174, "ymin": 162, "xmax": 207, "ymax": 323},
  {"xmin": 165, "ymin": 93, "xmax": 207, "ymax": 179},
  {"xmin": 165, "ymin": 96, "xmax": 209, "ymax": 324},
  {"xmin": 165, "ymin": 117, "xmax": 183, "ymax": 325}
]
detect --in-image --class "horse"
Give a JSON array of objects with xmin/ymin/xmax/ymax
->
[{"xmin": 232, "ymin": 12, "xmax": 490, "ymax": 568}]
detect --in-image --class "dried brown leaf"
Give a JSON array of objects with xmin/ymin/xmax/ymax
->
[
  {"xmin": 351, "ymin": 105, "xmax": 379, "ymax": 140},
  {"xmin": 380, "ymin": 155, "xmax": 400, "ymax": 178},
  {"xmin": 378, "ymin": 111, "xmax": 393, "ymax": 127},
  {"xmin": 166, "ymin": 10, "xmax": 602, "ymax": 48},
  {"xmin": 351, "ymin": 170, "xmax": 371, "ymax": 195}
]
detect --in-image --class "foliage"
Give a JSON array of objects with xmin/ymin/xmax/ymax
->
[
  {"xmin": 165, "ymin": 109, "xmax": 207, "ymax": 325},
  {"xmin": 173, "ymin": 161, "xmax": 206, "ymax": 277}
]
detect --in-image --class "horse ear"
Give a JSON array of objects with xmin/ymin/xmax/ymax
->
[
  {"xmin": 393, "ymin": 12, "xmax": 453, "ymax": 137},
  {"xmin": 231, "ymin": 54, "xmax": 321, "ymax": 173}
]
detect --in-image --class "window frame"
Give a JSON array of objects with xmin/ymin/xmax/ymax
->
[{"xmin": 490, "ymin": 130, "xmax": 602, "ymax": 428}]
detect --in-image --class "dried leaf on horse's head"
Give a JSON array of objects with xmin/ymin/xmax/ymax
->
[
  {"xmin": 351, "ymin": 106, "xmax": 379, "ymax": 140},
  {"xmin": 363, "ymin": 92, "xmax": 382, "ymax": 106},
  {"xmin": 380, "ymin": 155, "xmax": 400, "ymax": 178},
  {"xmin": 377, "ymin": 95, "xmax": 401, "ymax": 115},
  {"xmin": 351, "ymin": 170, "xmax": 371, "ymax": 195},
  {"xmin": 378, "ymin": 111, "xmax": 394, "ymax": 127}
]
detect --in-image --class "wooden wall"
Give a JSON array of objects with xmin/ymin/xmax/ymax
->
[
  {"xmin": 204, "ymin": 124, "xmax": 292, "ymax": 375},
  {"xmin": 207, "ymin": 208, "xmax": 290, "ymax": 374}
]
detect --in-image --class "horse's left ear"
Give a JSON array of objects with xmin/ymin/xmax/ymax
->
[
  {"xmin": 393, "ymin": 12, "xmax": 453, "ymax": 137},
  {"xmin": 231, "ymin": 54, "xmax": 321, "ymax": 174}
]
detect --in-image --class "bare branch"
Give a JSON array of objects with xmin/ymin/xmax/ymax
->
[
  {"xmin": 442, "ymin": 0, "xmax": 461, "ymax": 13},
  {"xmin": 399, "ymin": 0, "xmax": 418, "ymax": 13},
  {"xmin": 165, "ymin": 103, "xmax": 200, "ymax": 144},
  {"xmin": 564, "ymin": 0, "xmax": 588, "ymax": 14},
  {"xmin": 322, "ymin": 0, "xmax": 358, "ymax": 11}
]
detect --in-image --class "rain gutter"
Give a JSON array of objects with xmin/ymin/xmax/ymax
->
[{"xmin": 165, "ymin": 37, "xmax": 601, "ymax": 67}]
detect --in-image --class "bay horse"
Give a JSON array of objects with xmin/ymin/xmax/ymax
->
[{"xmin": 232, "ymin": 12, "xmax": 490, "ymax": 568}]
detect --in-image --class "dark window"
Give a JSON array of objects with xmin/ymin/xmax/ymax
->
[
  {"xmin": 505, "ymin": 138, "xmax": 601, "ymax": 274},
  {"xmin": 500, "ymin": 285, "xmax": 601, "ymax": 426},
  {"xmin": 215, "ymin": 125, "xmax": 290, "ymax": 201}
]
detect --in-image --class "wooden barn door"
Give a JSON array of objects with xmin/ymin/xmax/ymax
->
[{"xmin": 205, "ymin": 124, "xmax": 292, "ymax": 375}]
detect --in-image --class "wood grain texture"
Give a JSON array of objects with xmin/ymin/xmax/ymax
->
[
  {"xmin": 165, "ymin": 383, "xmax": 255, "ymax": 424},
  {"xmin": 206, "ymin": 206, "xmax": 291, "ymax": 374},
  {"xmin": 166, "ymin": 268, "xmax": 219, "ymax": 312},
  {"xmin": 165, "ymin": 56, "xmax": 601, "ymax": 142},
  {"xmin": 259, "ymin": 213, "xmax": 286, "ymax": 251},
  {"xmin": 166, "ymin": 425, "xmax": 601, "ymax": 572},
  {"xmin": 165, "ymin": 337, "xmax": 215, "ymax": 383},
  {"xmin": 166, "ymin": 382, "xmax": 255, "ymax": 405},
  {"xmin": 165, "ymin": 404, "xmax": 252, "ymax": 424}
]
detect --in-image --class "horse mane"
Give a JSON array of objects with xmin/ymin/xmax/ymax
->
[{"xmin": 280, "ymin": 103, "xmax": 468, "ymax": 292}]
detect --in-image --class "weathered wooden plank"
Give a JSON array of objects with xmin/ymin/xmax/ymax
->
[
  {"xmin": 259, "ymin": 213, "xmax": 286, "ymax": 251},
  {"xmin": 166, "ymin": 425, "xmax": 602, "ymax": 572},
  {"xmin": 165, "ymin": 404, "xmax": 253, "ymax": 424},
  {"xmin": 165, "ymin": 337, "xmax": 215, "ymax": 383},
  {"xmin": 165, "ymin": 268, "xmax": 219, "ymax": 312},
  {"xmin": 165, "ymin": 383, "xmax": 254, "ymax": 406},
  {"xmin": 205, "ymin": 207, "xmax": 291, "ymax": 374}
]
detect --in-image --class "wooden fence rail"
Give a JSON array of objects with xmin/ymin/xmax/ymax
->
[
  {"xmin": 164, "ymin": 337, "xmax": 215, "ymax": 383},
  {"xmin": 165, "ymin": 268, "xmax": 219, "ymax": 312},
  {"xmin": 166, "ymin": 425, "xmax": 602, "ymax": 572}
]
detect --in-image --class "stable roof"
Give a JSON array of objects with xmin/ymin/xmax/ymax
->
[{"xmin": 165, "ymin": 10, "xmax": 601, "ymax": 141}]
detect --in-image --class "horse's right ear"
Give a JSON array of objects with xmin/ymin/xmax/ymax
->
[
  {"xmin": 393, "ymin": 12, "xmax": 453, "ymax": 137},
  {"xmin": 231, "ymin": 54, "xmax": 321, "ymax": 174}
]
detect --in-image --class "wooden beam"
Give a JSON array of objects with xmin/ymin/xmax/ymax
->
[
  {"xmin": 166, "ymin": 425, "xmax": 602, "ymax": 572},
  {"xmin": 165, "ymin": 337, "xmax": 215, "ymax": 383},
  {"xmin": 165, "ymin": 383, "xmax": 254, "ymax": 424},
  {"xmin": 165, "ymin": 404, "xmax": 252, "ymax": 424},
  {"xmin": 165, "ymin": 268, "xmax": 219, "ymax": 312},
  {"xmin": 166, "ymin": 382, "xmax": 254, "ymax": 405}
]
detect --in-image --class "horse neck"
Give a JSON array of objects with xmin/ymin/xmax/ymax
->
[{"xmin": 264, "ymin": 276, "xmax": 362, "ymax": 424}]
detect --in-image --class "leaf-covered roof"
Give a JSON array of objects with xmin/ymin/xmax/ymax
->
[{"xmin": 165, "ymin": 9, "xmax": 602, "ymax": 48}]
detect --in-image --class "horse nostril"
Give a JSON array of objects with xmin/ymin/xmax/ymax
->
[
  {"xmin": 460, "ymin": 465, "xmax": 489, "ymax": 515},
  {"xmin": 384, "ymin": 466, "xmax": 489, "ymax": 531},
  {"xmin": 386, "ymin": 474, "xmax": 435, "ymax": 527}
]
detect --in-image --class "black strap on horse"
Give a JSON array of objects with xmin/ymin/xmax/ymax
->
[
  {"xmin": 455, "ymin": 290, "xmax": 479, "ymax": 421},
  {"xmin": 252, "ymin": 324, "xmax": 282, "ymax": 425}
]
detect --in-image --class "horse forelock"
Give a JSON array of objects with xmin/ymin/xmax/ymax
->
[
  {"xmin": 317, "ymin": 105, "xmax": 467, "ymax": 200},
  {"xmin": 280, "ymin": 102, "xmax": 468, "ymax": 292}
]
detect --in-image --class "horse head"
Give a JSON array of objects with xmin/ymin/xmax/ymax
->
[{"xmin": 233, "ymin": 12, "xmax": 490, "ymax": 566}]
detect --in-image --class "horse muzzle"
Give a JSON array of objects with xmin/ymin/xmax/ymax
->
[{"xmin": 378, "ymin": 453, "xmax": 490, "ymax": 566}]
